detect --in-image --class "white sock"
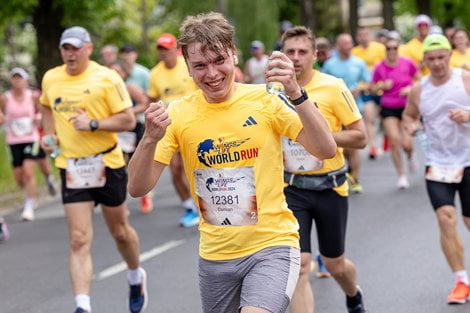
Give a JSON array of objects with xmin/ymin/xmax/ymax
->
[
  {"xmin": 127, "ymin": 267, "xmax": 142, "ymax": 285},
  {"xmin": 454, "ymin": 270, "xmax": 469, "ymax": 285},
  {"xmin": 75, "ymin": 294, "xmax": 91, "ymax": 312},
  {"xmin": 24, "ymin": 198, "xmax": 35, "ymax": 210},
  {"xmin": 182, "ymin": 198, "xmax": 197, "ymax": 212}
]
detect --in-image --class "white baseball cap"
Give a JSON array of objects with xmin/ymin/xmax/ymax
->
[
  {"xmin": 59, "ymin": 26, "xmax": 91, "ymax": 48},
  {"xmin": 9, "ymin": 67, "xmax": 29, "ymax": 80}
]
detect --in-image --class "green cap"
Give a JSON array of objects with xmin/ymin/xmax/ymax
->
[{"xmin": 422, "ymin": 34, "xmax": 452, "ymax": 53}]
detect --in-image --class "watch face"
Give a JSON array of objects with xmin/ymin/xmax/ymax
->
[{"xmin": 90, "ymin": 120, "xmax": 98, "ymax": 130}]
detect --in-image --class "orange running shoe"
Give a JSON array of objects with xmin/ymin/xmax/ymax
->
[
  {"xmin": 447, "ymin": 281, "xmax": 470, "ymax": 304},
  {"xmin": 140, "ymin": 195, "xmax": 154, "ymax": 214}
]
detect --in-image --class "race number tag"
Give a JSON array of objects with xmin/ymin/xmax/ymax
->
[
  {"xmin": 66, "ymin": 154, "xmax": 106, "ymax": 189},
  {"xmin": 118, "ymin": 131, "xmax": 137, "ymax": 153},
  {"xmin": 282, "ymin": 137, "xmax": 323, "ymax": 173},
  {"xmin": 426, "ymin": 166, "xmax": 464, "ymax": 184},
  {"xmin": 10, "ymin": 117, "xmax": 34, "ymax": 137},
  {"xmin": 195, "ymin": 167, "xmax": 257, "ymax": 226}
]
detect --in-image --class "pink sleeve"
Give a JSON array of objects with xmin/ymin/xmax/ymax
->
[
  {"xmin": 372, "ymin": 64, "xmax": 382, "ymax": 83},
  {"xmin": 408, "ymin": 58, "xmax": 418, "ymax": 77}
]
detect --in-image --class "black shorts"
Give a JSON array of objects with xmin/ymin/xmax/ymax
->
[
  {"xmin": 380, "ymin": 107, "xmax": 404, "ymax": 120},
  {"xmin": 284, "ymin": 186, "xmax": 348, "ymax": 258},
  {"xmin": 425, "ymin": 167, "xmax": 470, "ymax": 217},
  {"xmin": 60, "ymin": 167, "xmax": 127, "ymax": 207},
  {"xmin": 9, "ymin": 142, "xmax": 46, "ymax": 167}
]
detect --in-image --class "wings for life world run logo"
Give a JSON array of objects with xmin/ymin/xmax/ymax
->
[
  {"xmin": 205, "ymin": 174, "xmax": 245, "ymax": 192},
  {"xmin": 197, "ymin": 137, "xmax": 258, "ymax": 168}
]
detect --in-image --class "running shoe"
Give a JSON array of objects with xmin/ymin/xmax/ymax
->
[
  {"xmin": 347, "ymin": 285, "xmax": 367, "ymax": 313},
  {"xmin": 350, "ymin": 183, "xmax": 363, "ymax": 194},
  {"xmin": 397, "ymin": 175, "xmax": 410, "ymax": 190},
  {"xmin": 179, "ymin": 209, "xmax": 200, "ymax": 228},
  {"xmin": 129, "ymin": 268, "xmax": 148, "ymax": 313},
  {"xmin": 21, "ymin": 205, "xmax": 35, "ymax": 222},
  {"xmin": 368, "ymin": 146, "xmax": 377, "ymax": 160},
  {"xmin": 74, "ymin": 308, "xmax": 88, "ymax": 313},
  {"xmin": 139, "ymin": 195, "xmax": 154, "ymax": 214},
  {"xmin": 315, "ymin": 254, "xmax": 331, "ymax": 278},
  {"xmin": 447, "ymin": 281, "xmax": 470, "ymax": 304},
  {"xmin": 0, "ymin": 217, "xmax": 10, "ymax": 241}
]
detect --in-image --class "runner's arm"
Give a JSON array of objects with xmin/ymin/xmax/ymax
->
[
  {"xmin": 128, "ymin": 101, "xmax": 171, "ymax": 197},
  {"xmin": 40, "ymin": 104, "xmax": 56, "ymax": 135},
  {"xmin": 69, "ymin": 107, "xmax": 136, "ymax": 132},
  {"xmin": 402, "ymin": 82, "xmax": 422, "ymax": 135},
  {"xmin": 333, "ymin": 119, "xmax": 367, "ymax": 149}
]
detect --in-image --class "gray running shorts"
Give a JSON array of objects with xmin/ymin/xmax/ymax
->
[{"xmin": 199, "ymin": 246, "xmax": 300, "ymax": 313}]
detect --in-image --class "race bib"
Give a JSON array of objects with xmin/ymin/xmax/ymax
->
[
  {"xmin": 283, "ymin": 137, "xmax": 323, "ymax": 173},
  {"xmin": 66, "ymin": 154, "xmax": 106, "ymax": 189},
  {"xmin": 426, "ymin": 166, "xmax": 464, "ymax": 184},
  {"xmin": 118, "ymin": 131, "xmax": 137, "ymax": 153},
  {"xmin": 195, "ymin": 167, "xmax": 258, "ymax": 226},
  {"xmin": 10, "ymin": 117, "xmax": 33, "ymax": 137}
]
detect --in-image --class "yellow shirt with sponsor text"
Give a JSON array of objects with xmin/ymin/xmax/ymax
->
[
  {"xmin": 351, "ymin": 41, "xmax": 386, "ymax": 70},
  {"xmin": 40, "ymin": 61, "xmax": 132, "ymax": 169},
  {"xmin": 401, "ymin": 38, "xmax": 429, "ymax": 75},
  {"xmin": 283, "ymin": 71, "xmax": 362, "ymax": 196},
  {"xmin": 154, "ymin": 84, "xmax": 303, "ymax": 260},
  {"xmin": 148, "ymin": 56, "xmax": 198, "ymax": 103}
]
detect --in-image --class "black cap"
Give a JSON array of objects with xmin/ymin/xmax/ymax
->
[{"xmin": 120, "ymin": 44, "xmax": 136, "ymax": 53}]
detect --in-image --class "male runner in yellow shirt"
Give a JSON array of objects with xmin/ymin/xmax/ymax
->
[
  {"xmin": 40, "ymin": 26, "xmax": 147, "ymax": 313},
  {"xmin": 282, "ymin": 26, "xmax": 368, "ymax": 313},
  {"xmin": 128, "ymin": 12, "xmax": 336, "ymax": 313},
  {"xmin": 148, "ymin": 33, "xmax": 200, "ymax": 227}
]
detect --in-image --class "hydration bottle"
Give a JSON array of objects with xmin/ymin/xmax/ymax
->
[
  {"xmin": 266, "ymin": 51, "xmax": 285, "ymax": 95},
  {"xmin": 43, "ymin": 135, "xmax": 61, "ymax": 158}
]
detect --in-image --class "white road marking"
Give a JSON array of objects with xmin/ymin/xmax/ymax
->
[{"xmin": 95, "ymin": 239, "xmax": 186, "ymax": 281}]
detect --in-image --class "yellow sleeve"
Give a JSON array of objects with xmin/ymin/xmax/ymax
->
[
  {"xmin": 270, "ymin": 94, "xmax": 303, "ymax": 141},
  {"xmin": 39, "ymin": 71, "xmax": 52, "ymax": 107},
  {"xmin": 148, "ymin": 68, "xmax": 160, "ymax": 100},
  {"xmin": 105, "ymin": 71, "xmax": 133, "ymax": 113},
  {"xmin": 333, "ymin": 80, "xmax": 362, "ymax": 126},
  {"xmin": 154, "ymin": 104, "xmax": 179, "ymax": 165}
]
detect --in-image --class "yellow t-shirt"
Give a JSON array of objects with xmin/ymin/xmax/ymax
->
[
  {"xmin": 40, "ymin": 61, "xmax": 132, "ymax": 169},
  {"xmin": 154, "ymin": 84, "xmax": 302, "ymax": 260},
  {"xmin": 283, "ymin": 71, "xmax": 361, "ymax": 196},
  {"xmin": 401, "ymin": 38, "xmax": 429, "ymax": 75},
  {"xmin": 351, "ymin": 41, "xmax": 386, "ymax": 70},
  {"xmin": 450, "ymin": 48, "xmax": 470, "ymax": 69},
  {"xmin": 148, "ymin": 56, "xmax": 198, "ymax": 103}
]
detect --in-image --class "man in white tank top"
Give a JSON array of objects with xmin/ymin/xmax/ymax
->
[{"xmin": 403, "ymin": 34, "xmax": 470, "ymax": 305}]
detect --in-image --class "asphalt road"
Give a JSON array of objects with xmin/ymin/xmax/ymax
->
[{"xmin": 1, "ymin": 150, "xmax": 470, "ymax": 313}]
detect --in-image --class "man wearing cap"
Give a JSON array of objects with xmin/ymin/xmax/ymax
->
[
  {"xmin": 0, "ymin": 67, "xmax": 56, "ymax": 221},
  {"xmin": 244, "ymin": 40, "xmax": 269, "ymax": 84},
  {"xmin": 148, "ymin": 33, "xmax": 200, "ymax": 228},
  {"xmin": 401, "ymin": 14, "xmax": 432, "ymax": 74},
  {"xmin": 39, "ymin": 26, "xmax": 148, "ymax": 313},
  {"xmin": 403, "ymin": 34, "xmax": 470, "ymax": 304}
]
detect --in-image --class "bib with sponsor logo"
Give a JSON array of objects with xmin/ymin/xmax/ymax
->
[
  {"xmin": 66, "ymin": 154, "xmax": 106, "ymax": 189},
  {"xmin": 195, "ymin": 167, "xmax": 257, "ymax": 226},
  {"xmin": 118, "ymin": 131, "xmax": 137, "ymax": 154},
  {"xmin": 426, "ymin": 166, "xmax": 464, "ymax": 184},
  {"xmin": 10, "ymin": 117, "xmax": 34, "ymax": 137},
  {"xmin": 282, "ymin": 137, "xmax": 323, "ymax": 173}
]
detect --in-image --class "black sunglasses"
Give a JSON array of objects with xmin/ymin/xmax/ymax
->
[{"xmin": 386, "ymin": 46, "xmax": 398, "ymax": 51}]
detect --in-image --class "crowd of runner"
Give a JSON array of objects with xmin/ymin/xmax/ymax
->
[{"xmin": 1, "ymin": 10, "xmax": 470, "ymax": 313}]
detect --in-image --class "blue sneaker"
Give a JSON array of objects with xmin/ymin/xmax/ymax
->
[
  {"xmin": 74, "ymin": 308, "xmax": 88, "ymax": 313},
  {"xmin": 316, "ymin": 254, "xmax": 331, "ymax": 278},
  {"xmin": 347, "ymin": 286, "xmax": 367, "ymax": 313},
  {"xmin": 129, "ymin": 268, "xmax": 148, "ymax": 313},
  {"xmin": 179, "ymin": 209, "xmax": 200, "ymax": 228}
]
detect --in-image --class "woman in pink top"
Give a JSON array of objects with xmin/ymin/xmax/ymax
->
[
  {"xmin": 372, "ymin": 39, "xmax": 420, "ymax": 189},
  {"xmin": 0, "ymin": 68, "xmax": 56, "ymax": 221}
]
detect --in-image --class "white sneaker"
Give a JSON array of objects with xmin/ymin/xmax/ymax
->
[
  {"xmin": 397, "ymin": 175, "xmax": 410, "ymax": 190},
  {"xmin": 21, "ymin": 204, "xmax": 35, "ymax": 221}
]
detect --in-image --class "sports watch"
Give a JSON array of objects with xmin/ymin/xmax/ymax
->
[
  {"xmin": 89, "ymin": 119, "xmax": 99, "ymax": 132},
  {"xmin": 288, "ymin": 88, "xmax": 309, "ymax": 106}
]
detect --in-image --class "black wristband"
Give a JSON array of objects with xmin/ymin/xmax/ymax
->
[{"xmin": 288, "ymin": 88, "xmax": 308, "ymax": 106}]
